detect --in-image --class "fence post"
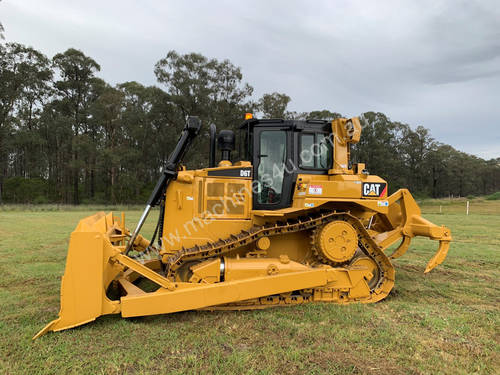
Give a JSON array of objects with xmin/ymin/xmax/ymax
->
[{"xmin": 466, "ymin": 201, "xmax": 469, "ymax": 215}]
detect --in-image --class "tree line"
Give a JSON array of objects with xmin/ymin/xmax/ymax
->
[{"xmin": 0, "ymin": 42, "xmax": 498, "ymax": 204}]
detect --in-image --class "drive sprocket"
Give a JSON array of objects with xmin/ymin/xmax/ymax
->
[{"xmin": 311, "ymin": 220, "xmax": 358, "ymax": 265}]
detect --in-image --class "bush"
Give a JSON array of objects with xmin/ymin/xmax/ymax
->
[
  {"xmin": 485, "ymin": 191, "xmax": 500, "ymax": 200},
  {"xmin": 3, "ymin": 177, "xmax": 48, "ymax": 203},
  {"xmin": 81, "ymin": 192, "xmax": 108, "ymax": 205},
  {"xmin": 412, "ymin": 191, "xmax": 431, "ymax": 200},
  {"xmin": 33, "ymin": 195, "xmax": 49, "ymax": 204}
]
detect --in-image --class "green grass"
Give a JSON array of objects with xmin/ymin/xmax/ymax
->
[{"xmin": 0, "ymin": 200, "xmax": 499, "ymax": 374}]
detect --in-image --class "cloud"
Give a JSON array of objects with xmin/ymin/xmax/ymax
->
[{"xmin": 2, "ymin": 0, "xmax": 499, "ymax": 158}]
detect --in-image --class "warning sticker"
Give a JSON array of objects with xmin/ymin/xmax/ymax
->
[
  {"xmin": 377, "ymin": 200, "xmax": 389, "ymax": 207},
  {"xmin": 308, "ymin": 185, "xmax": 323, "ymax": 195}
]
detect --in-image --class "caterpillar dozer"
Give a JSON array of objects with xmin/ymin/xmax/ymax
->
[{"xmin": 34, "ymin": 115, "xmax": 451, "ymax": 339}]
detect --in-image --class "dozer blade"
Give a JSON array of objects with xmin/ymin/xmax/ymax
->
[
  {"xmin": 372, "ymin": 189, "xmax": 452, "ymax": 273},
  {"xmin": 34, "ymin": 212, "xmax": 123, "ymax": 340}
]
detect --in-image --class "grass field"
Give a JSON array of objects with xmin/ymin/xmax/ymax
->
[{"xmin": 0, "ymin": 198, "xmax": 499, "ymax": 374}]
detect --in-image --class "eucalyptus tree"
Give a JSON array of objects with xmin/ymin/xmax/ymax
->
[
  {"xmin": 52, "ymin": 48, "xmax": 101, "ymax": 204},
  {"xmin": 307, "ymin": 110, "xmax": 342, "ymax": 121},
  {"xmin": 257, "ymin": 92, "xmax": 291, "ymax": 118},
  {"xmin": 352, "ymin": 112, "xmax": 407, "ymax": 192},
  {"xmin": 0, "ymin": 43, "xmax": 52, "ymax": 203},
  {"xmin": 90, "ymin": 85, "xmax": 124, "ymax": 202},
  {"xmin": 154, "ymin": 51, "xmax": 254, "ymax": 168},
  {"xmin": 399, "ymin": 125, "xmax": 434, "ymax": 194}
]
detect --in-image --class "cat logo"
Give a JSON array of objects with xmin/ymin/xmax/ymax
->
[{"xmin": 362, "ymin": 182, "xmax": 387, "ymax": 197}]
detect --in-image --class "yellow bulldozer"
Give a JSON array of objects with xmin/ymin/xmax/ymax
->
[{"xmin": 34, "ymin": 115, "xmax": 451, "ymax": 339}]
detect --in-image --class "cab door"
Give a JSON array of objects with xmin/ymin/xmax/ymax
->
[{"xmin": 252, "ymin": 127, "xmax": 295, "ymax": 210}]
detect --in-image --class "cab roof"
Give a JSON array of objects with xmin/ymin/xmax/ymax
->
[{"xmin": 238, "ymin": 118, "xmax": 331, "ymax": 131}]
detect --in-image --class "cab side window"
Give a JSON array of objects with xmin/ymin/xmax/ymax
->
[{"xmin": 299, "ymin": 132, "xmax": 332, "ymax": 169}]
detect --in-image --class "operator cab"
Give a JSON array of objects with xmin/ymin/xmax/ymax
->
[
  {"xmin": 240, "ymin": 118, "xmax": 333, "ymax": 210},
  {"xmin": 210, "ymin": 117, "xmax": 335, "ymax": 210}
]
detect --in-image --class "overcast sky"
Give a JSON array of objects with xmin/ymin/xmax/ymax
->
[{"xmin": 2, "ymin": 0, "xmax": 499, "ymax": 159}]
